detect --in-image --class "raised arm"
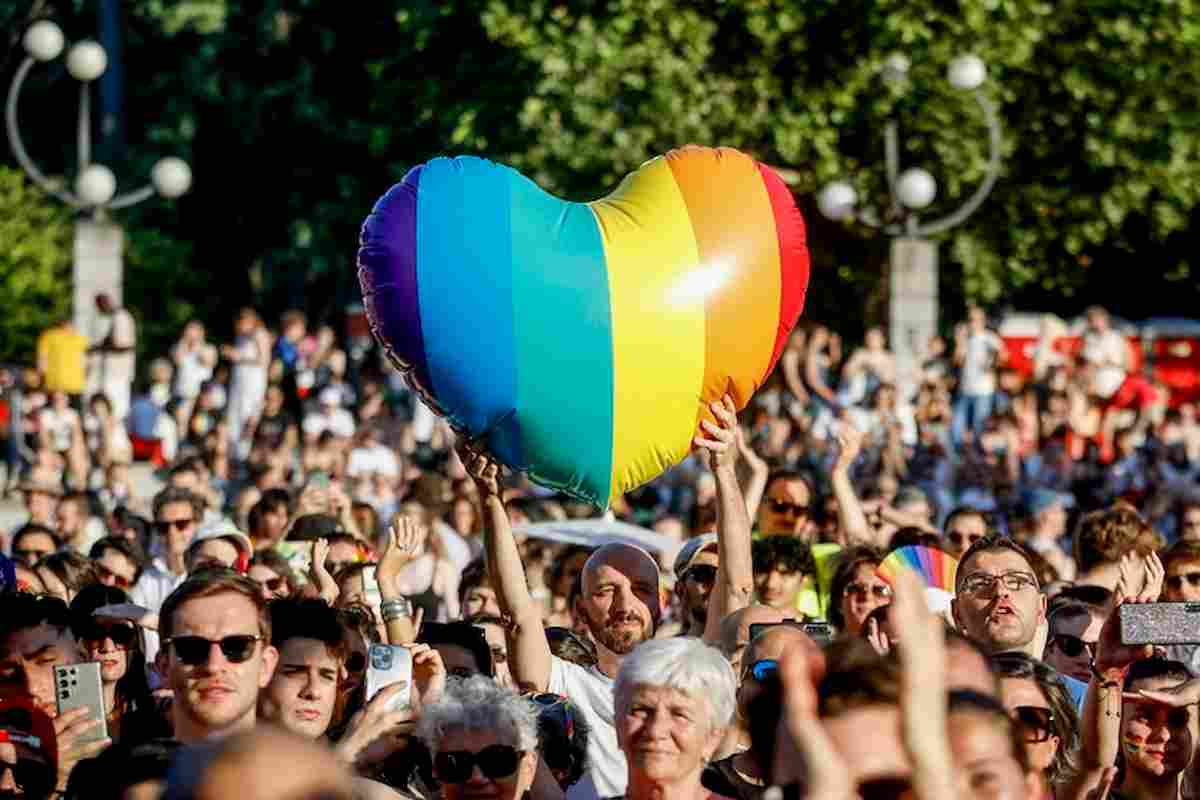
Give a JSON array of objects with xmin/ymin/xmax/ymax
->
[
  {"xmin": 375, "ymin": 517, "xmax": 422, "ymax": 646},
  {"xmin": 694, "ymin": 396, "xmax": 754, "ymax": 644},
  {"xmin": 458, "ymin": 441, "xmax": 551, "ymax": 692},
  {"xmin": 736, "ymin": 425, "xmax": 769, "ymax": 522},
  {"xmin": 830, "ymin": 423, "xmax": 876, "ymax": 547}
]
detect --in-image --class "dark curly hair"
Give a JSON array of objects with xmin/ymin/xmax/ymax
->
[{"xmin": 751, "ymin": 535, "xmax": 816, "ymax": 577}]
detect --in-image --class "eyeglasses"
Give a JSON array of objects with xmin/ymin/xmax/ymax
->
[
  {"xmin": 164, "ymin": 634, "xmax": 263, "ymax": 665},
  {"xmin": 843, "ymin": 582, "xmax": 892, "ymax": 600},
  {"xmin": 1050, "ymin": 634, "xmax": 1094, "ymax": 659},
  {"xmin": 768, "ymin": 499, "xmax": 810, "ymax": 517},
  {"xmin": 684, "ymin": 565, "xmax": 718, "ymax": 585},
  {"xmin": 1012, "ymin": 706, "xmax": 1055, "ymax": 742},
  {"xmin": 747, "ymin": 659, "xmax": 778, "ymax": 683},
  {"xmin": 154, "ymin": 517, "xmax": 195, "ymax": 534},
  {"xmin": 946, "ymin": 532, "xmax": 984, "ymax": 548},
  {"xmin": 434, "ymin": 745, "xmax": 523, "ymax": 783},
  {"xmin": 79, "ymin": 623, "xmax": 137, "ymax": 647},
  {"xmin": 1166, "ymin": 572, "xmax": 1200, "ymax": 591},
  {"xmin": 959, "ymin": 571, "xmax": 1039, "ymax": 596}
]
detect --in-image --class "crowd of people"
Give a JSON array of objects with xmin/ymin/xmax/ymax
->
[{"xmin": 1, "ymin": 297, "xmax": 1200, "ymax": 800}]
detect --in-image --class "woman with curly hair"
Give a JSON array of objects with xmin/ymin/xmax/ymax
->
[{"xmin": 992, "ymin": 651, "xmax": 1080, "ymax": 797}]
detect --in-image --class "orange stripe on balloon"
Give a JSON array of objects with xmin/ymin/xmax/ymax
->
[
  {"xmin": 666, "ymin": 147, "xmax": 782, "ymax": 416},
  {"xmin": 756, "ymin": 163, "xmax": 810, "ymax": 375}
]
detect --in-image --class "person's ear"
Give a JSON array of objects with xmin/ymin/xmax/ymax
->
[
  {"xmin": 951, "ymin": 597, "xmax": 963, "ymax": 629},
  {"xmin": 259, "ymin": 645, "xmax": 279, "ymax": 687},
  {"xmin": 1037, "ymin": 592, "xmax": 1048, "ymax": 626}
]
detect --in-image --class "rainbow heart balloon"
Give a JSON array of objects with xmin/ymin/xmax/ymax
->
[{"xmin": 357, "ymin": 145, "xmax": 810, "ymax": 507}]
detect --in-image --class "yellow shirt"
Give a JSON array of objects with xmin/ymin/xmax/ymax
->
[{"xmin": 37, "ymin": 326, "xmax": 88, "ymax": 394}]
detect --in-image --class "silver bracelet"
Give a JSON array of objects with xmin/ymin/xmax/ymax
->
[{"xmin": 381, "ymin": 598, "xmax": 413, "ymax": 621}]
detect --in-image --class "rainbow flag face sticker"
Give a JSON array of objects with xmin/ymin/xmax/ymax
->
[{"xmin": 357, "ymin": 146, "xmax": 810, "ymax": 507}]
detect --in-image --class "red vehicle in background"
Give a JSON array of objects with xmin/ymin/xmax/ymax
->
[{"xmin": 997, "ymin": 312, "xmax": 1200, "ymax": 407}]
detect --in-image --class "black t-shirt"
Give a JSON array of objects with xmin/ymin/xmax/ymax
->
[{"xmin": 255, "ymin": 410, "xmax": 296, "ymax": 449}]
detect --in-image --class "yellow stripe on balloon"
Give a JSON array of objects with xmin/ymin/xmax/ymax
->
[{"xmin": 591, "ymin": 157, "xmax": 705, "ymax": 504}]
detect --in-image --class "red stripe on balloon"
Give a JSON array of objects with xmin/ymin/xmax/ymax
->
[{"xmin": 755, "ymin": 163, "xmax": 810, "ymax": 377}]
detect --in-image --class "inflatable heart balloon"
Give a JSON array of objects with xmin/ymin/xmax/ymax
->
[{"xmin": 358, "ymin": 145, "xmax": 809, "ymax": 507}]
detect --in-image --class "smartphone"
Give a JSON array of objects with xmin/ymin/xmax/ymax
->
[
  {"xmin": 749, "ymin": 620, "xmax": 835, "ymax": 649},
  {"xmin": 55, "ymin": 662, "xmax": 108, "ymax": 745},
  {"xmin": 362, "ymin": 565, "xmax": 382, "ymax": 608},
  {"xmin": 365, "ymin": 644, "xmax": 413, "ymax": 712},
  {"xmin": 1120, "ymin": 603, "xmax": 1200, "ymax": 646}
]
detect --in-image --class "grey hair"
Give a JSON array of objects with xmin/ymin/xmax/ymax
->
[
  {"xmin": 614, "ymin": 638, "xmax": 736, "ymax": 729},
  {"xmin": 416, "ymin": 675, "xmax": 539, "ymax": 752}
]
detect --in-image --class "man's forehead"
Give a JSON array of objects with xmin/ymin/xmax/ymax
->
[
  {"xmin": 585, "ymin": 545, "xmax": 658, "ymax": 583},
  {"xmin": 963, "ymin": 548, "xmax": 1031, "ymax": 576},
  {"xmin": 948, "ymin": 515, "xmax": 987, "ymax": 534},
  {"xmin": 174, "ymin": 592, "xmax": 260, "ymax": 632},
  {"xmin": 768, "ymin": 480, "xmax": 809, "ymax": 500},
  {"xmin": 0, "ymin": 624, "xmax": 72, "ymax": 660}
]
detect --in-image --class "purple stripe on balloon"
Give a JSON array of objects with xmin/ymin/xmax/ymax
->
[{"xmin": 357, "ymin": 165, "xmax": 433, "ymax": 399}]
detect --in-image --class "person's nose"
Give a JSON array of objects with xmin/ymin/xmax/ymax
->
[
  {"xmin": 299, "ymin": 674, "xmax": 320, "ymax": 701},
  {"xmin": 643, "ymin": 708, "xmax": 671, "ymax": 739}
]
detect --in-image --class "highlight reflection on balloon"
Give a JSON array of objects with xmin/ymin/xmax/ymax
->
[{"xmin": 358, "ymin": 145, "xmax": 811, "ymax": 507}]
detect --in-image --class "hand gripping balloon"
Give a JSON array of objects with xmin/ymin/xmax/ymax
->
[{"xmin": 358, "ymin": 145, "xmax": 809, "ymax": 507}]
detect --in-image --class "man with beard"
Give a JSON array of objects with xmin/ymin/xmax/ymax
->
[
  {"xmin": 458, "ymin": 396, "xmax": 752, "ymax": 800},
  {"xmin": 951, "ymin": 536, "xmax": 1087, "ymax": 709},
  {"xmin": 159, "ymin": 568, "xmax": 279, "ymax": 743}
]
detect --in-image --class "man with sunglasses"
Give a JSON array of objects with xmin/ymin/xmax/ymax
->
[
  {"xmin": 89, "ymin": 536, "xmax": 145, "ymax": 591},
  {"xmin": 1043, "ymin": 601, "xmax": 1101, "ymax": 684},
  {"xmin": 941, "ymin": 506, "xmax": 988, "ymax": 560},
  {"xmin": 131, "ymin": 488, "xmax": 206, "ymax": 617},
  {"xmin": 159, "ymin": 568, "xmax": 279, "ymax": 743},
  {"xmin": 672, "ymin": 534, "xmax": 719, "ymax": 637},
  {"xmin": 9, "ymin": 525, "xmax": 59, "ymax": 569}
]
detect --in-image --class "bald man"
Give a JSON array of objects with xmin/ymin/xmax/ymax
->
[{"xmin": 719, "ymin": 604, "xmax": 792, "ymax": 674}]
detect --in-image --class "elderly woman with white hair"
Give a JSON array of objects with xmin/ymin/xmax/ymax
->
[
  {"xmin": 615, "ymin": 637, "xmax": 738, "ymax": 800},
  {"xmin": 417, "ymin": 676, "xmax": 540, "ymax": 800}
]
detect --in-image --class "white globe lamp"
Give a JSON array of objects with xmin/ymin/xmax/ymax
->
[
  {"xmin": 66, "ymin": 41, "xmax": 107, "ymax": 82},
  {"xmin": 817, "ymin": 181, "xmax": 858, "ymax": 221},
  {"xmin": 151, "ymin": 157, "xmax": 193, "ymax": 198},
  {"xmin": 948, "ymin": 55, "xmax": 987, "ymax": 91},
  {"xmin": 896, "ymin": 168, "xmax": 937, "ymax": 210},
  {"xmin": 76, "ymin": 164, "xmax": 117, "ymax": 207},
  {"xmin": 23, "ymin": 21, "xmax": 65, "ymax": 62}
]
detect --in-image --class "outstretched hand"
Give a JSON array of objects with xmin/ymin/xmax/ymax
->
[
  {"xmin": 693, "ymin": 395, "xmax": 739, "ymax": 472},
  {"xmin": 456, "ymin": 440, "xmax": 502, "ymax": 498},
  {"xmin": 377, "ymin": 516, "xmax": 426, "ymax": 585},
  {"xmin": 832, "ymin": 422, "xmax": 864, "ymax": 473}
]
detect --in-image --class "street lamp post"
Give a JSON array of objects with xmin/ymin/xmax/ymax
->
[
  {"xmin": 6, "ymin": 19, "xmax": 192, "ymax": 347},
  {"xmin": 817, "ymin": 53, "xmax": 1002, "ymax": 403}
]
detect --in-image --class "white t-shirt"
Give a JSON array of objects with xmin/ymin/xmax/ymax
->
[
  {"xmin": 960, "ymin": 330, "xmax": 1003, "ymax": 395},
  {"xmin": 1082, "ymin": 330, "xmax": 1128, "ymax": 398},
  {"xmin": 302, "ymin": 408, "xmax": 356, "ymax": 439},
  {"xmin": 130, "ymin": 563, "xmax": 187, "ymax": 674},
  {"xmin": 549, "ymin": 657, "xmax": 624, "ymax": 800},
  {"xmin": 102, "ymin": 309, "xmax": 137, "ymax": 384},
  {"xmin": 347, "ymin": 444, "xmax": 400, "ymax": 479}
]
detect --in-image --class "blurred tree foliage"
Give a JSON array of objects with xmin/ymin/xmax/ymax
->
[
  {"xmin": 0, "ymin": 167, "xmax": 72, "ymax": 362},
  {"xmin": 4, "ymin": 0, "xmax": 1200, "ymax": 365}
]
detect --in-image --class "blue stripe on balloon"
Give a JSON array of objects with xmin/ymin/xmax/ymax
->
[
  {"xmin": 357, "ymin": 165, "xmax": 434, "ymax": 399},
  {"xmin": 416, "ymin": 156, "xmax": 523, "ymax": 466},
  {"xmin": 509, "ymin": 170, "xmax": 615, "ymax": 505}
]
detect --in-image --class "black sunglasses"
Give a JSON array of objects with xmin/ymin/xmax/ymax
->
[
  {"xmin": 434, "ymin": 745, "xmax": 523, "ymax": 783},
  {"xmin": 154, "ymin": 518, "xmax": 195, "ymax": 533},
  {"xmin": 12, "ymin": 548, "xmax": 51, "ymax": 565},
  {"xmin": 80, "ymin": 623, "xmax": 137, "ymax": 647},
  {"xmin": 1050, "ymin": 634, "xmax": 1094, "ymax": 659},
  {"xmin": 747, "ymin": 659, "xmax": 778, "ymax": 682},
  {"xmin": 1166, "ymin": 572, "xmax": 1200, "ymax": 590},
  {"xmin": 165, "ymin": 635, "xmax": 262, "ymax": 665},
  {"xmin": 768, "ymin": 499, "xmax": 810, "ymax": 517},
  {"xmin": 1012, "ymin": 706, "xmax": 1054, "ymax": 742},
  {"xmin": 684, "ymin": 564, "xmax": 718, "ymax": 584},
  {"xmin": 858, "ymin": 777, "xmax": 913, "ymax": 800}
]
